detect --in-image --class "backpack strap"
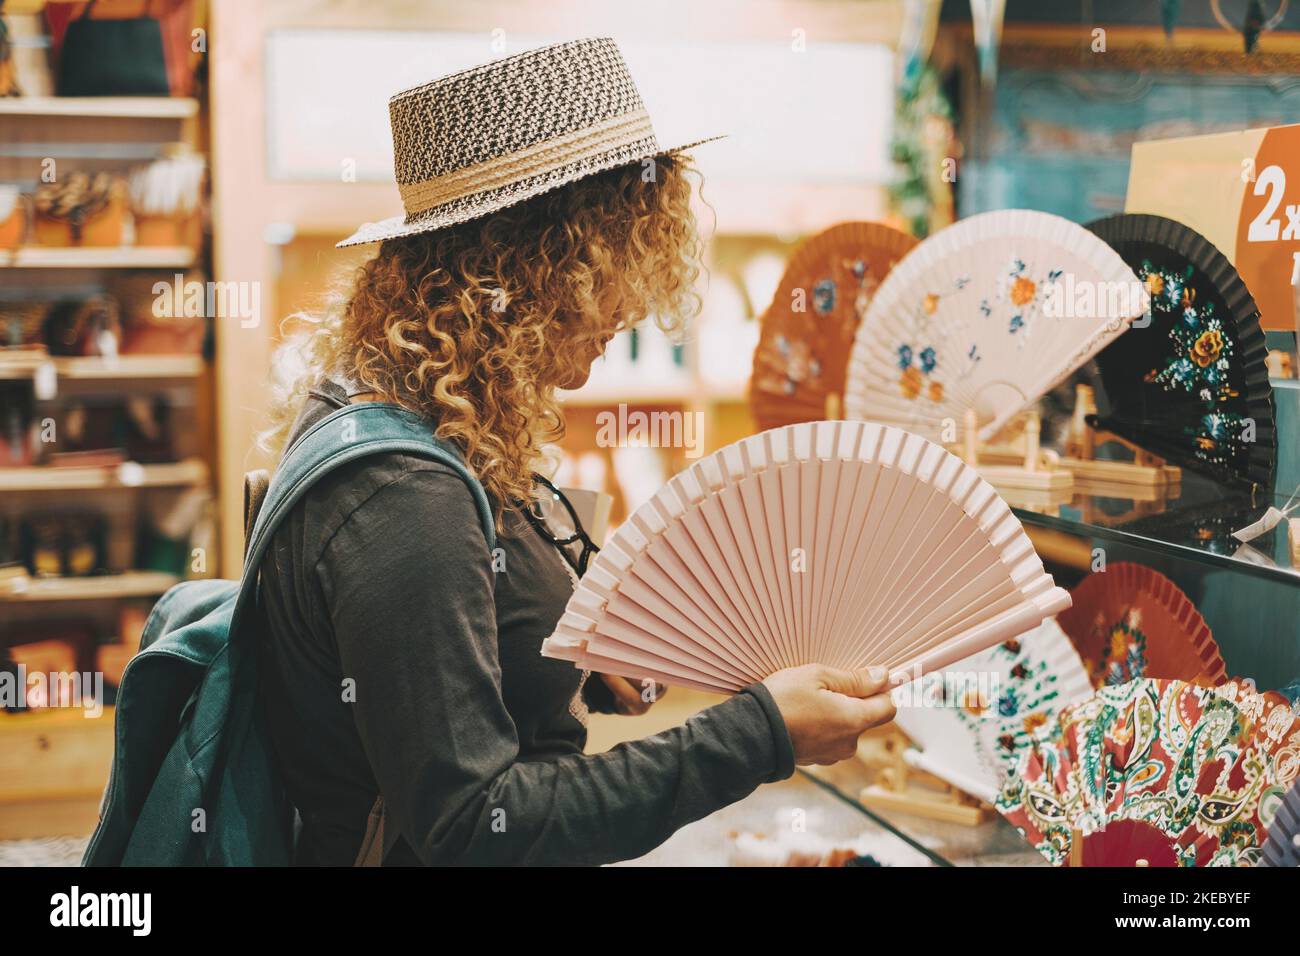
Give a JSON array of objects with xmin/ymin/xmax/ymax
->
[
  {"xmin": 241, "ymin": 402, "xmax": 495, "ymax": 590},
  {"xmin": 242, "ymin": 469, "xmax": 271, "ymax": 559},
  {"xmin": 235, "ymin": 402, "xmax": 496, "ymax": 867}
]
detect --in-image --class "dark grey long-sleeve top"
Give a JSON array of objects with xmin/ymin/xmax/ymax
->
[{"xmin": 256, "ymin": 382, "xmax": 795, "ymax": 865}]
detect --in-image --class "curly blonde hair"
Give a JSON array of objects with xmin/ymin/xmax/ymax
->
[{"xmin": 266, "ymin": 154, "xmax": 703, "ymax": 528}]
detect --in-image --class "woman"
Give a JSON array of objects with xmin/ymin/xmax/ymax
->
[{"xmin": 259, "ymin": 38, "xmax": 896, "ymax": 866}]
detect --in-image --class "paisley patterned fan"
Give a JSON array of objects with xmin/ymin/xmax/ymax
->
[
  {"xmin": 1056, "ymin": 562, "xmax": 1227, "ymax": 688},
  {"xmin": 750, "ymin": 222, "xmax": 918, "ymax": 430},
  {"xmin": 1086, "ymin": 215, "xmax": 1275, "ymax": 489},
  {"xmin": 997, "ymin": 678, "xmax": 1300, "ymax": 867}
]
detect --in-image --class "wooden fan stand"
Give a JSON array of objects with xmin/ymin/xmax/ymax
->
[
  {"xmin": 856, "ymin": 728, "xmax": 992, "ymax": 826},
  {"xmin": 959, "ymin": 408, "xmax": 1074, "ymax": 494},
  {"xmin": 1059, "ymin": 384, "xmax": 1181, "ymax": 488}
]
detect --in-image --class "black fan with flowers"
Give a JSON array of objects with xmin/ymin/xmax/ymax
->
[{"xmin": 1085, "ymin": 214, "xmax": 1275, "ymax": 489}]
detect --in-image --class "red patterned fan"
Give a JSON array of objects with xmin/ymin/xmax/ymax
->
[
  {"xmin": 996, "ymin": 678, "xmax": 1300, "ymax": 867},
  {"xmin": 750, "ymin": 222, "xmax": 917, "ymax": 430},
  {"xmin": 1075, "ymin": 819, "xmax": 1183, "ymax": 867},
  {"xmin": 1057, "ymin": 563, "xmax": 1227, "ymax": 688}
]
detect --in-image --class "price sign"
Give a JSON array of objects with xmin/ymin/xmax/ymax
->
[
  {"xmin": 1128, "ymin": 122, "xmax": 1300, "ymax": 334},
  {"xmin": 1234, "ymin": 124, "xmax": 1300, "ymax": 335}
]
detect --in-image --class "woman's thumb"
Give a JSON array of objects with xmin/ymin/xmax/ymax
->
[{"xmin": 818, "ymin": 665, "xmax": 890, "ymax": 698}]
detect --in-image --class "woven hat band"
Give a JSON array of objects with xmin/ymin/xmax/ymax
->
[{"xmin": 398, "ymin": 108, "xmax": 656, "ymax": 218}]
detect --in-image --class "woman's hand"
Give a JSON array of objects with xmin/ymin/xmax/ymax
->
[
  {"xmin": 762, "ymin": 664, "xmax": 896, "ymax": 766},
  {"xmin": 598, "ymin": 673, "xmax": 668, "ymax": 716}
]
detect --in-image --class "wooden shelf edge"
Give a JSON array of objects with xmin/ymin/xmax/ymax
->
[
  {"xmin": 55, "ymin": 354, "xmax": 206, "ymax": 381},
  {"xmin": 0, "ymin": 706, "xmax": 115, "ymax": 730},
  {"xmin": 0, "ymin": 571, "xmax": 180, "ymax": 603},
  {"xmin": 0, "ymin": 246, "xmax": 197, "ymax": 269},
  {"xmin": 0, "ymin": 353, "xmax": 205, "ymax": 382},
  {"xmin": 560, "ymin": 384, "xmax": 748, "ymax": 405},
  {"xmin": 0, "ymin": 458, "xmax": 209, "ymax": 492},
  {"xmin": 0, "ymin": 96, "xmax": 199, "ymax": 119}
]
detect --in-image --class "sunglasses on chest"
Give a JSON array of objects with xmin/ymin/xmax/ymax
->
[{"xmin": 523, "ymin": 474, "xmax": 600, "ymax": 578}]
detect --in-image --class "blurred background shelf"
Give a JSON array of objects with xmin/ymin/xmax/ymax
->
[
  {"xmin": 559, "ymin": 382, "xmax": 747, "ymax": 406},
  {"xmin": 0, "ymin": 458, "xmax": 208, "ymax": 493},
  {"xmin": 0, "ymin": 96, "xmax": 199, "ymax": 119},
  {"xmin": 0, "ymin": 246, "xmax": 197, "ymax": 269},
  {"xmin": 0, "ymin": 571, "xmax": 180, "ymax": 604},
  {"xmin": 0, "ymin": 6, "xmax": 216, "ymax": 854},
  {"xmin": 0, "ymin": 353, "xmax": 204, "ymax": 383}
]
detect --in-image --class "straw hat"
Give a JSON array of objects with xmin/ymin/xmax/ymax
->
[{"xmin": 337, "ymin": 37, "xmax": 722, "ymax": 248}]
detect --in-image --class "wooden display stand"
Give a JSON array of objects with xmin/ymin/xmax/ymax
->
[
  {"xmin": 856, "ymin": 726, "xmax": 991, "ymax": 827},
  {"xmin": 1059, "ymin": 385, "xmax": 1181, "ymax": 488},
  {"xmin": 960, "ymin": 408, "xmax": 1074, "ymax": 495}
]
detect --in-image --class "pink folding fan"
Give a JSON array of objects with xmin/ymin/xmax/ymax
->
[{"xmin": 541, "ymin": 421, "xmax": 1072, "ymax": 693}]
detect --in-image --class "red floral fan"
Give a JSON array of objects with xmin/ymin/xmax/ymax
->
[
  {"xmin": 1057, "ymin": 563, "xmax": 1227, "ymax": 688},
  {"xmin": 750, "ymin": 222, "xmax": 917, "ymax": 430},
  {"xmin": 1073, "ymin": 819, "xmax": 1185, "ymax": 867},
  {"xmin": 996, "ymin": 678, "xmax": 1300, "ymax": 867}
]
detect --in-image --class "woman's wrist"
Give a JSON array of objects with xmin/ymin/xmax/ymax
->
[{"xmin": 737, "ymin": 682, "xmax": 797, "ymax": 782}]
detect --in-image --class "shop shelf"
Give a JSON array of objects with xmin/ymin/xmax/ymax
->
[
  {"xmin": 0, "ymin": 246, "xmax": 196, "ymax": 269},
  {"xmin": 560, "ymin": 382, "xmax": 747, "ymax": 405},
  {"xmin": 0, "ymin": 97, "xmax": 199, "ymax": 120},
  {"xmin": 0, "ymin": 353, "xmax": 205, "ymax": 383},
  {"xmin": 0, "ymin": 571, "xmax": 180, "ymax": 604},
  {"xmin": 0, "ymin": 458, "xmax": 208, "ymax": 493}
]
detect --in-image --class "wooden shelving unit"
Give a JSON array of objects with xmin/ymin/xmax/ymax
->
[{"xmin": 0, "ymin": 14, "xmax": 215, "ymax": 845}]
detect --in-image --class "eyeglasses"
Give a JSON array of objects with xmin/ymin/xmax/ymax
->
[{"xmin": 524, "ymin": 473, "xmax": 600, "ymax": 577}]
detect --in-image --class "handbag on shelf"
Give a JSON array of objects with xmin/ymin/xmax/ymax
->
[
  {"xmin": 46, "ymin": 0, "xmax": 197, "ymax": 96},
  {"xmin": 53, "ymin": 0, "xmax": 169, "ymax": 97}
]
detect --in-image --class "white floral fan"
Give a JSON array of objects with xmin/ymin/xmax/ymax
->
[
  {"xmin": 844, "ymin": 210, "xmax": 1147, "ymax": 443},
  {"xmin": 891, "ymin": 617, "xmax": 1093, "ymax": 803},
  {"xmin": 541, "ymin": 420, "xmax": 1071, "ymax": 693}
]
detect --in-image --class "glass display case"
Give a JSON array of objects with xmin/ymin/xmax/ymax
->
[
  {"xmin": 799, "ymin": 464, "xmax": 1300, "ymax": 868},
  {"xmin": 1014, "ymin": 471, "xmax": 1300, "ymax": 690},
  {"xmin": 800, "ymin": 763, "xmax": 1047, "ymax": 867}
]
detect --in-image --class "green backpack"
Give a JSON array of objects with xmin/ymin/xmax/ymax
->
[{"xmin": 83, "ymin": 402, "xmax": 495, "ymax": 866}]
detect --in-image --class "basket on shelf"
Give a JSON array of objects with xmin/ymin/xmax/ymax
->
[
  {"xmin": 127, "ymin": 148, "xmax": 205, "ymax": 248},
  {"xmin": 32, "ymin": 172, "xmax": 127, "ymax": 247}
]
